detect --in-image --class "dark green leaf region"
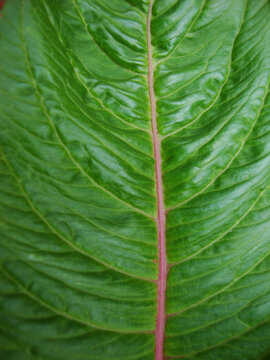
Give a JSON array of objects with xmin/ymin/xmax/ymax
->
[{"xmin": 0, "ymin": 1, "xmax": 270, "ymax": 359}]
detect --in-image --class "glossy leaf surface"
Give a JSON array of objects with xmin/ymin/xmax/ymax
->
[{"xmin": 0, "ymin": 0, "xmax": 270, "ymax": 359}]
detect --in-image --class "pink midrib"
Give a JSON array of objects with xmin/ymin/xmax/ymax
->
[{"xmin": 147, "ymin": 1, "xmax": 167, "ymax": 359}]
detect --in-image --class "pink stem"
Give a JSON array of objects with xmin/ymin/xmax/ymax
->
[
  {"xmin": 0, "ymin": 1, "xmax": 6, "ymax": 11},
  {"xmin": 147, "ymin": 2, "xmax": 167, "ymax": 359}
]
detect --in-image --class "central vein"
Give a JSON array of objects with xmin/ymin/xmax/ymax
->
[{"xmin": 147, "ymin": 1, "xmax": 167, "ymax": 359}]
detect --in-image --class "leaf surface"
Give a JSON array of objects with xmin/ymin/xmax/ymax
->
[{"xmin": 0, "ymin": 0, "xmax": 270, "ymax": 359}]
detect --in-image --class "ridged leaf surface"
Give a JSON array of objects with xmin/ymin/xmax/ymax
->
[{"xmin": 0, "ymin": 0, "xmax": 270, "ymax": 359}]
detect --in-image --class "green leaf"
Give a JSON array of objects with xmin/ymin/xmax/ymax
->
[{"xmin": 0, "ymin": 0, "xmax": 270, "ymax": 359}]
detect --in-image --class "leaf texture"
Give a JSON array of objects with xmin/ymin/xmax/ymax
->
[{"xmin": 0, "ymin": 0, "xmax": 270, "ymax": 359}]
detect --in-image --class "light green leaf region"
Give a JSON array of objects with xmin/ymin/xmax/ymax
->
[{"xmin": 0, "ymin": 0, "xmax": 270, "ymax": 359}]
